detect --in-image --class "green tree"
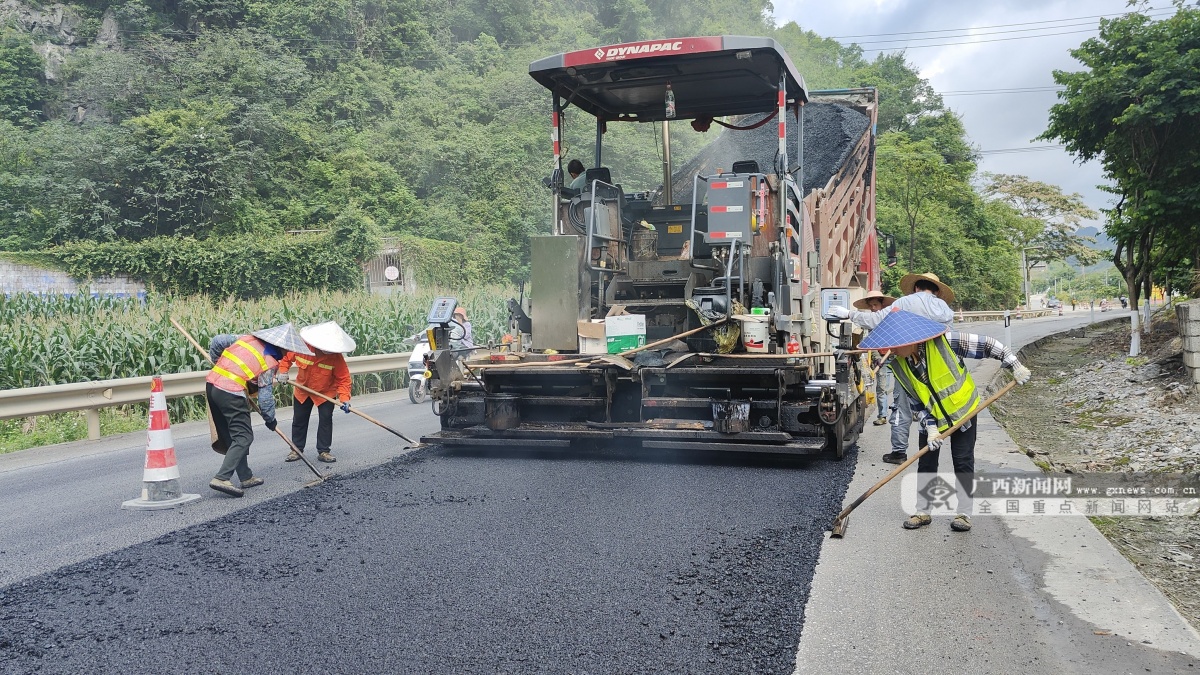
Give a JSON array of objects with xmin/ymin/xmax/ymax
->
[
  {"xmin": 875, "ymin": 132, "xmax": 962, "ymax": 273},
  {"xmin": 120, "ymin": 100, "xmax": 253, "ymax": 237},
  {"xmin": 983, "ymin": 174, "xmax": 1101, "ymax": 271},
  {"xmin": 0, "ymin": 34, "xmax": 45, "ymax": 124},
  {"xmin": 851, "ymin": 53, "xmax": 944, "ymax": 134},
  {"xmin": 1041, "ymin": 4, "xmax": 1200, "ymax": 310}
]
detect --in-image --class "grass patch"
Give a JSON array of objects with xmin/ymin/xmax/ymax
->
[{"xmin": 0, "ymin": 406, "xmax": 154, "ymax": 454}]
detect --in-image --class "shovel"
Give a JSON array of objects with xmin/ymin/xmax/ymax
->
[
  {"xmin": 287, "ymin": 380, "xmax": 420, "ymax": 447},
  {"xmin": 169, "ymin": 317, "xmax": 329, "ymax": 486},
  {"xmin": 829, "ymin": 380, "xmax": 1016, "ymax": 538}
]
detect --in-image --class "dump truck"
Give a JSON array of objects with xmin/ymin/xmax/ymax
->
[{"xmin": 420, "ymin": 36, "xmax": 883, "ymax": 458}]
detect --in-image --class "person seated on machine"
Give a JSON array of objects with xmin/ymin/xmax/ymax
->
[{"xmin": 567, "ymin": 158, "xmax": 587, "ymax": 192}]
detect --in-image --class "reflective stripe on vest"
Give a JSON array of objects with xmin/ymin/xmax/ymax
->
[
  {"xmin": 295, "ymin": 356, "xmax": 334, "ymax": 370},
  {"xmin": 891, "ymin": 336, "xmax": 980, "ymax": 432},
  {"xmin": 211, "ymin": 338, "xmax": 269, "ymax": 390}
]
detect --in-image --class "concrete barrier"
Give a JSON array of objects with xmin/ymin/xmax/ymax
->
[{"xmin": 1176, "ymin": 299, "xmax": 1200, "ymax": 394}]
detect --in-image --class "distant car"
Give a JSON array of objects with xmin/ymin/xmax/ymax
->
[{"xmin": 1047, "ymin": 299, "xmax": 1061, "ymax": 309}]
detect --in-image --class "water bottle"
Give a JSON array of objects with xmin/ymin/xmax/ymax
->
[
  {"xmin": 786, "ymin": 334, "xmax": 800, "ymax": 354},
  {"xmin": 665, "ymin": 83, "xmax": 676, "ymax": 119}
]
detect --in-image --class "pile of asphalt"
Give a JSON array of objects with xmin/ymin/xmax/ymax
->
[
  {"xmin": 0, "ymin": 444, "xmax": 856, "ymax": 674},
  {"xmin": 672, "ymin": 102, "xmax": 870, "ymax": 203}
]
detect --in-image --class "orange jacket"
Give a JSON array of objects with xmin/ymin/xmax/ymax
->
[{"xmin": 278, "ymin": 350, "xmax": 351, "ymax": 404}]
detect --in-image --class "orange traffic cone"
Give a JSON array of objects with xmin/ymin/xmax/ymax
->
[{"xmin": 121, "ymin": 376, "xmax": 201, "ymax": 510}]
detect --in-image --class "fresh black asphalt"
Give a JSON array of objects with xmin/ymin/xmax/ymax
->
[{"xmin": 1, "ymin": 444, "xmax": 856, "ymax": 674}]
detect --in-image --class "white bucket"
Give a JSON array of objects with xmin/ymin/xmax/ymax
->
[{"xmin": 735, "ymin": 314, "xmax": 770, "ymax": 353}]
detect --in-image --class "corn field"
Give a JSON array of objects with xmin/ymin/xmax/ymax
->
[{"xmin": 0, "ymin": 287, "xmax": 517, "ymax": 429}]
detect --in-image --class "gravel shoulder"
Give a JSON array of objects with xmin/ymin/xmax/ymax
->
[{"xmin": 990, "ymin": 307, "xmax": 1200, "ymax": 630}]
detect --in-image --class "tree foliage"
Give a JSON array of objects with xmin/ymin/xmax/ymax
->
[
  {"xmin": 983, "ymin": 173, "xmax": 1101, "ymax": 269},
  {"xmin": 0, "ymin": 0, "xmax": 1045, "ymax": 305},
  {"xmin": 1042, "ymin": 3, "xmax": 1200, "ymax": 309}
]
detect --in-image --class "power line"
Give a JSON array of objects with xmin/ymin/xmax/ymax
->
[
  {"xmin": 825, "ymin": 6, "xmax": 1173, "ymax": 39},
  {"xmin": 977, "ymin": 145, "xmax": 1065, "ymax": 155},
  {"xmin": 850, "ymin": 18, "xmax": 1124, "ymax": 46},
  {"xmin": 940, "ymin": 87, "xmax": 1064, "ymax": 96},
  {"xmin": 857, "ymin": 27, "xmax": 1102, "ymax": 52}
]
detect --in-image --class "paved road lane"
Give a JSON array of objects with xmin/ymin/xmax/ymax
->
[
  {"xmin": 0, "ymin": 389, "xmax": 440, "ymax": 588},
  {"xmin": 1, "ymin": 442, "xmax": 856, "ymax": 673},
  {"xmin": 795, "ymin": 309, "xmax": 1200, "ymax": 674}
]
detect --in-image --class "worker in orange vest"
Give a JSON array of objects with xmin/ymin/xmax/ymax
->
[
  {"xmin": 277, "ymin": 321, "xmax": 356, "ymax": 464},
  {"xmin": 206, "ymin": 323, "xmax": 313, "ymax": 498}
]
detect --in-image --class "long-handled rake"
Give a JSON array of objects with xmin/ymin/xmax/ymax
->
[
  {"xmin": 829, "ymin": 380, "xmax": 1016, "ymax": 538},
  {"xmin": 169, "ymin": 317, "xmax": 329, "ymax": 486},
  {"xmin": 288, "ymin": 380, "xmax": 420, "ymax": 447}
]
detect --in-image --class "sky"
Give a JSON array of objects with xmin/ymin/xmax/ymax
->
[{"xmin": 770, "ymin": 0, "xmax": 1174, "ymax": 229}]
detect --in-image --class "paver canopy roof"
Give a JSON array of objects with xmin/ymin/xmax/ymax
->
[{"xmin": 529, "ymin": 36, "xmax": 808, "ymax": 122}]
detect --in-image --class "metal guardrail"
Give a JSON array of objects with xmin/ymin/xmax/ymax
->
[
  {"xmin": 957, "ymin": 309, "xmax": 1054, "ymax": 322},
  {"xmin": 0, "ymin": 352, "xmax": 411, "ymax": 440}
]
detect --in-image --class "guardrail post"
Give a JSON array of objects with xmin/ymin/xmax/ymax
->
[{"xmin": 86, "ymin": 408, "xmax": 101, "ymax": 440}]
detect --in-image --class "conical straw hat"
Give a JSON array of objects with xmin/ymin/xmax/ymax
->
[
  {"xmin": 858, "ymin": 310, "xmax": 948, "ymax": 351},
  {"xmin": 252, "ymin": 323, "xmax": 313, "ymax": 355},
  {"xmin": 300, "ymin": 321, "xmax": 356, "ymax": 354}
]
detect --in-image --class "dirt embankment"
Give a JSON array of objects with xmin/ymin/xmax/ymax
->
[{"xmin": 991, "ymin": 310, "xmax": 1200, "ymax": 629}]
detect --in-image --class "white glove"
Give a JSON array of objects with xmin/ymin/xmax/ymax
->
[
  {"xmin": 925, "ymin": 424, "xmax": 944, "ymax": 452},
  {"xmin": 826, "ymin": 305, "xmax": 851, "ymax": 320},
  {"xmin": 276, "ymin": 370, "xmax": 290, "ymax": 384},
  {"xmin": 1012, "ymin": 363, "xmax": 1031, "ymax": 385}
]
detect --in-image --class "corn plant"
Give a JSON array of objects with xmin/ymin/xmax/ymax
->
[{"xmin": 0, "ymin": 286, "xmax": 518, "ymax": 426}]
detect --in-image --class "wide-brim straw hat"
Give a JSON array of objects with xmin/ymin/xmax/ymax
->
[
  {"xmin": 852, "ymin": 290, "xmax": 897, "ymax": 310},
  {"xmin": 253, "ymin": 323, "xmax": 313, "ymax": 355},
  {"xmin": 300, "ymin": 321, "xmax": 357, "ymax": 354},
  {"xmin": 858, "ymin": 310, "xmax": 949, "ymax": 351},
  {"xmin": 899, "ymin": 272, "xmax": 956, "ymax": 304}
]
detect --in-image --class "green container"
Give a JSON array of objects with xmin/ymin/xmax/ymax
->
[{"xmin": 607, "ymin": 334, "xmax": 646, "ymax": 353}]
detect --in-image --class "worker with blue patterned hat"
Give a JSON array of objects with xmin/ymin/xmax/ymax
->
[
  {"xmin": 858, "ymin": 310, "xmax": 1032, "ymax": 533},
  {"xmin": 205, "ymin": 323, "xmax": 313, "ymax": 498}
]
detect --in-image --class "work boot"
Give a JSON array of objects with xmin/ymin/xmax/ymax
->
[
  {"xmin": 951, "ymin": 514, "xmax": 973, "ymax": 532},
  {"xmin": 873, "ymin": 416, "xmax": 888, "ymax": 426},
  {"xmin": 902, "ymin": 513, "xmax": 931, "ymax": 530},
  {"xmin": 209, "ymin": 478, "xmax": 244, "ymax": 498},
  {"xmin": 318, "ymin": 452, "xmax": 336, "ymax": 463},
  {"xmin": 881, "ymin": 451, "xmax": 907, "ymax": 464},
  {"xmin": 285, "ymin": 450, "xmax": 301, "ymax": 462},
  {"xmin": 241, "ymin": 476, "xmax": 264, "ymax": 489}
]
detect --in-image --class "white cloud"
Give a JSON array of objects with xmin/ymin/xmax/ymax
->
[{"xmin": 772, "ymin": 0, "xmax": 1154, "ymax": 226}]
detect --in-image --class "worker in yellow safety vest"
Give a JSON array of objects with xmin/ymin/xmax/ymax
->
[
  {"xmin": 205, "ymin": 323, "xmax": 313, "ymax": 498},
  {"xmin": 858, "ymin": 310, "xmax": 1032, "ymax": 533}
]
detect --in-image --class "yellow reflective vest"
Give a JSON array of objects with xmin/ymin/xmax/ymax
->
[{"xmin": 891, "ymin": 336, "xmax": 981, "ymax": 432}]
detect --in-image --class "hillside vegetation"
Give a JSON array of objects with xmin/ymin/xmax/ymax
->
[{"xmin": 2, "ymin": 0, "xmax": 1034, "ymax": 305}]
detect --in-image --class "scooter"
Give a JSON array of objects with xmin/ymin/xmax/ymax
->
[{"xmin": 406, "ymin": 332, "xmax": 432, "ymax": 404}]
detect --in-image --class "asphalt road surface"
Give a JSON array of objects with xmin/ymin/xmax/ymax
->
[
  {"xmin": 3, "ymin": 308, "xmax": 1194, "ymax": 674},
  {"xmin": 2, "ymin": 386, "xmax": 856, "ymax": 673}
]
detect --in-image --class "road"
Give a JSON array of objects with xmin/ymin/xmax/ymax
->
[
  {"xmin": 1, "ymin": 308, "xmax": 1195, "ymax": 673},
  {"xmin": 796, "ymin": 307, "xmax": 1200, "ymax": 675}
]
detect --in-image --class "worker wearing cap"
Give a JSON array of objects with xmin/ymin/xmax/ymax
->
[
  {"xmin": 277, "ymin": 321, "xmax": 355, "ymax": 464},
  {"xmin": 206, "ymin": 323, "xmax": 313, "ymax": 498},
  {"xmin": 827, "ymin": 272, "xmax": 956, "ymax": 464},
  {"xmin": 858, "ymin": 310, "xmax": 1032, "ymax": 532},
  {"xmin": 854, "ymin": 291, "xmax": 896, "ymax": 426},
  {"xmin": 450, "ymin": 307, "xmax": 474, "ymax": 348}
]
